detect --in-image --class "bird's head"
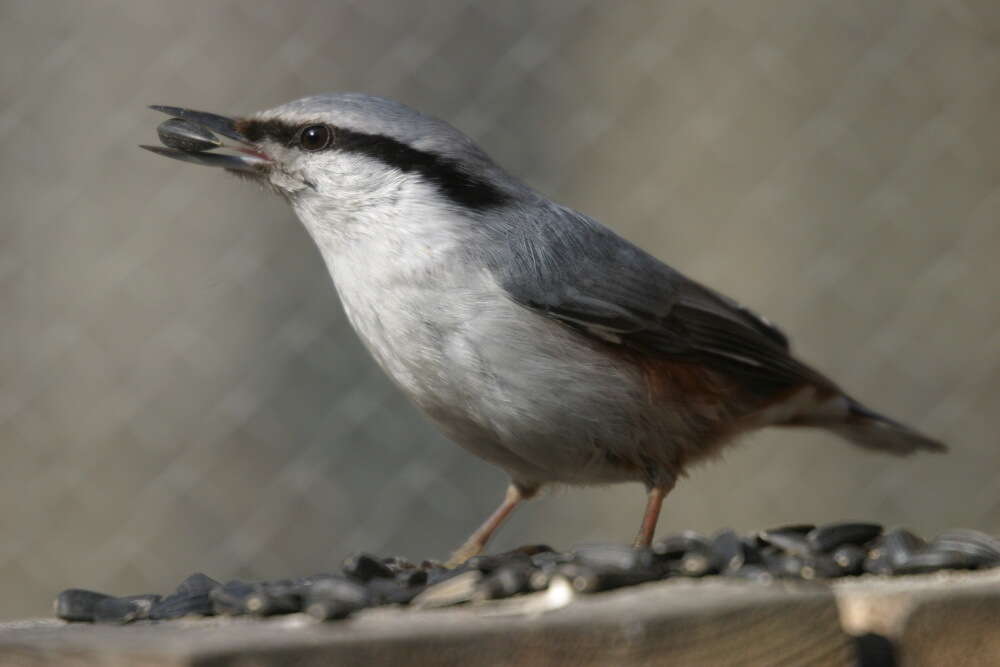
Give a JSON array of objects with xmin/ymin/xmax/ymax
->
[{"xmin": 143, "ymin": 94, "xmax": 521, "ymax": 235}]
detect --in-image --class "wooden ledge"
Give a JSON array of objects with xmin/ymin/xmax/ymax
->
[{"xmin": 3, "ymin": 572, "xmax": 998, "ymax": 666}]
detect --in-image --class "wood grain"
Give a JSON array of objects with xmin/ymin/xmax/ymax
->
[{"xmin": 0, "ymin": 579, "xmax": 853, "ymax": 667}]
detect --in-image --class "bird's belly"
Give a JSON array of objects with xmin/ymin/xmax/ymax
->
[{"xmin": 336, "ymin": 277, "xmax": 668, "ymax": 486}]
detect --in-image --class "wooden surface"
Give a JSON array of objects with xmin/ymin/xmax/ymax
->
[
  {"xmin": 835, "ymin": 569, "xmax": 1000, "ymax": 667},
  {"xmin": 0, "ymin": 578, "xmax": 852, "ymax": 667},
  {"xmin": 2, "ymin": 571, "xmax": 999, "ymax": 666}
]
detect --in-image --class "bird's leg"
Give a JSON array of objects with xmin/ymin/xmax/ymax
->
[
  {"xmin": 447, "ymin": 484, "xmax": 529, "ymax": 567},
  {"xmin": 633, "ymin": 481, "xmax": 674, "ymax": 548}
]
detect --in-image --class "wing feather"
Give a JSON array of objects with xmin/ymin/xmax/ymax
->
[{"xmin": 488, "ymin": 205, "xmax": 830, "ymax": 396}]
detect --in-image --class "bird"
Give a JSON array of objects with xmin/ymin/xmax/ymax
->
[{"xmin": 142, "ymin": 94, "xmax": 946, "ymax": 565}]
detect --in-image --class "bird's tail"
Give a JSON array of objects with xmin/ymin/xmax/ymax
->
[{"xmin": 822, "ymin": 398, "xmax": 946, "ymax": 456}]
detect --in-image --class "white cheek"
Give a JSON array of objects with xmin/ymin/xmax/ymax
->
[
  {"xmin": 294, "ymin": 154, "xmax": 408, "ymax": 222},
  {"xmin": 275, "ymin": 153, "xmax": 397, "ymax": 208},
  {"xmin": 269, "ymin": 169, "xmax": 307, "ymax": 193},
  {"xmin": 289, "ymin": 155, "xmax": 466, "ymax": 270},
  {"xmin": 260, "ymin": 144, "xmax": 311, "ymax": 194},
  {"xmin": 319, "ymin": 155, "xmax": 403, "ymax": 205}
]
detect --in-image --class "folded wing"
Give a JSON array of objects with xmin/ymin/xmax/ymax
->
[{"xmin": 489, "ymin": 204, "xmax": 833, "ymax": 398}]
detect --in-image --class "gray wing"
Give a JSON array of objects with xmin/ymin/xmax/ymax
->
[{"xmin": 487, "ymin": 204, "xmax": 830, "ymax": 395}]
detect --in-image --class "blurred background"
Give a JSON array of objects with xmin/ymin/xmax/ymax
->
[{"xmin": 1, "ymin": 0, "xmax": 998, "ymax": 620}]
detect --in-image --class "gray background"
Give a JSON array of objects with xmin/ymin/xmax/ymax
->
[{"xmin": 1, "ymin": 0, "xmax": 997, "ymax": 620}]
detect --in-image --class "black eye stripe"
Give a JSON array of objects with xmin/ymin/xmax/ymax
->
[
  {"xmin": 236, "ymin": 118, "xmax": 297, "ymax": 145},
  {"xmin": 234, "ymin": 118, "xmax": 512, "ymax": 210}
]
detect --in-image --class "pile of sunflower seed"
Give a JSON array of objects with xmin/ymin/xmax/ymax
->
[{"xmin": 54, "ymin": 523, "xmax": 1000, "ymax": 625}]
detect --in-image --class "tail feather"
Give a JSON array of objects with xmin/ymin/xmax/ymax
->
[{"xmin": 825, "ymin": 399, "xmax": 947, "ymax": 456}]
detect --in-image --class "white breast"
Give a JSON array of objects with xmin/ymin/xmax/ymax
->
[{"xmin": 289, "ymin": 181, "xmax": 665, "ymax": 487}]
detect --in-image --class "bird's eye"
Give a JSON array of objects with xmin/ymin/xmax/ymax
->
[{"xmin": 298, "ymin": 124, "xmax": 332, "ymax": 152}]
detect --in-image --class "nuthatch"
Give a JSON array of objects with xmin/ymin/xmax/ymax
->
[{"xmin": 144, "ymin": 94, "xmax": 945, "ymax": 565}]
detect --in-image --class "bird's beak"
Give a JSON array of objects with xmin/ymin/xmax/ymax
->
[{"xmin": 140, "ymin": 106, "xmax": 271, "ymax": 174}]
